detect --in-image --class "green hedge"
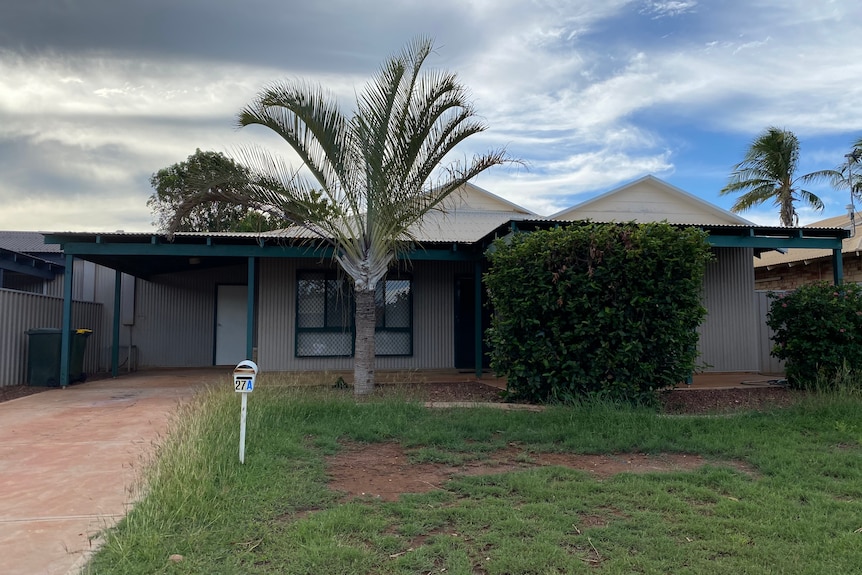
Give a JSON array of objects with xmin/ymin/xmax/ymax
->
[
  {"xmin": 767, "ymin": 282, "xmax": 862, "ymax": 388},
  {"xmin": 484, "ymin": 222, "xmax": 711, "ymax": 403}
]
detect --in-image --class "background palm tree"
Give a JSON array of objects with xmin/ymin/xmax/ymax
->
[
  {"xmin": 845, "ymin": 140, "xmax": 862, "ymax": 202},
  {"xmin": 720, "ymin": 127, "xmax": 836, "ymax": 226},
  {"xmin": 170, "ymin": 37, "xmax": 509, "ymax": 395}
]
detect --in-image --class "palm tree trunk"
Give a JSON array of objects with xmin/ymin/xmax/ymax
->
[{"xmin": 353, "ymin": 286, "xmax": 376, "ymax": 395}]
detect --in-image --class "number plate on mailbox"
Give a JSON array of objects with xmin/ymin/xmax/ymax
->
[{"xmin": 234, "ymin": 376, "xmax": 254, "ymax": 393}]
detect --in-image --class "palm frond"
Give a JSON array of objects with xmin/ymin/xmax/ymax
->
[
  {"xmin": 239, "ymin": 81, "xmax": 357, "ymax": 207},
  {"xmin": 174, "ymin": 37, "xmax": 510, "ymax": 289}
]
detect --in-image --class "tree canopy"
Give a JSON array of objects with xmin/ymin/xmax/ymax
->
[{"xmin": 148, "ymin": 149, "xmax": 287, "ymax": 232}]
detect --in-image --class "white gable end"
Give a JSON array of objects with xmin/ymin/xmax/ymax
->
[
  {"xmin": 552, "ymin": 176, "xmax": 752, "ymax": 226},
  {"xmin": 441, "ymin": 183, "xmax": 535, "ymax": 214}
]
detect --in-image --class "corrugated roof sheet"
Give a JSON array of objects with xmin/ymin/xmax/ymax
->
[
  {"xmin": 0, "ymin": 231, "xmax": 61, "ymax": 254},
  {"xmin": 179, "ymin": 209, "xmax": 544, "ymax": 244},
  {"xmin": 754, "ymin": 213, "xmax": 861, "ymax": 268}
]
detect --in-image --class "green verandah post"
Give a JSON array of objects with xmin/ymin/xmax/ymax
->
[
  {"xmin": 833, "ymin": 248, "xmax": 844, "ymax": 285},
  {"xmin": 247, "ymin": 257, "xmax": 256, "ymax": 360},
  {"xmin": 112, "ymin": 269, "xmax": 121, "ymax": 377},
  {"xmin": 60, "ymin": 254, "xmax": 74, "ymax": 387},
  {"xmin": 474, "ymin": 259, "xmax": 482, "ymax": 379}
]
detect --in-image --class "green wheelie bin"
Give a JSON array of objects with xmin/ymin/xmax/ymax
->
[{"xmin": 26, "ymin": 328, "xmax": 92, "ymax": 386}]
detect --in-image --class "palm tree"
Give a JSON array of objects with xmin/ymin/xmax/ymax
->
[
  {"xmin": 845, "ymin": 140, "xmax": 862, "ymax": 201},
  {"xmin": 720, "ymin": 127, "xmax": 836, "ymax": 226},
  {"xmin": 171, "ymin": 37, "xmax": 509, "ymax": 395}
]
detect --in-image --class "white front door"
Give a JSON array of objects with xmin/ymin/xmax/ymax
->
[{"xmin": 215, "ymin": 285, "xmax": 248, "ymax": 365}]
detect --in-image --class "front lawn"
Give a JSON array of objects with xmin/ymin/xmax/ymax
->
[{"xmin": 85, "ymin": 383, "xmax": 862, "ymax": 574}]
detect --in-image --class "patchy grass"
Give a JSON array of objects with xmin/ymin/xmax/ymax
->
[{"xmin": 85, "ymin": 384, "xmax": 862, "ymax": 574}]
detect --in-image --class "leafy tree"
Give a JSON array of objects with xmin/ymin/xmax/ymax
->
[
  {"xmin": 170, "ymin": 38, "xmax": 509, "ymax": 395},
  {"xmin": 720, "ymin": 127, "xmax": 837, "ymax": 226},
  {"xmin": 149, "ymin": 149, "xmax": 286, "ymax": 232}
]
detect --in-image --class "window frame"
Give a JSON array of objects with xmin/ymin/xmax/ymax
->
[
  {"xmin": 294, "ymin": 270, "xmax": 413, "ymax": 358},
  {"xmin": 374, "ymin": 275, "xmax": 414, "ymax": 357},
  {"xmin": 295, "ymin": 271, "xmax": 354, "ymax": 358}
]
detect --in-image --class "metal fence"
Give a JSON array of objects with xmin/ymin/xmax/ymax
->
[{"xmin": 0, "ymin": 288, "xmax": 103, "ymax": 387}]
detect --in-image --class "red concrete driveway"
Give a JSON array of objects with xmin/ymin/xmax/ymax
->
[{"xmin": 0, "ymin": 370, "xmax": 220, "ymax": 575}]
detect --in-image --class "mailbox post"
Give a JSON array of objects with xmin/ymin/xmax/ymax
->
[{"xmin": 233, "ymin": 360, "xmax": 258, "ymax": 464}]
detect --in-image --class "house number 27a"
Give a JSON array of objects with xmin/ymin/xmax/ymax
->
[{"xmin": 234, "ymin": 377, "xmax": 254, "ymax": 392}]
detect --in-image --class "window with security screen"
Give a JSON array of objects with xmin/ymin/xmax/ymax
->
[
  {"xmin": 295, "ymin": 272, "xmax": 354, "ymax": 357},
  {"xmin": 375, "ymin": 278, "xmax": 413, "ymax": 356},
  {"xmin": 295, "ymin": 271, "xmax": 412, "ymax": 357}
]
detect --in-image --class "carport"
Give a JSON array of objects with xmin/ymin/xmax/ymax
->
[{"xmin": 43, "ymin": 231, "xmax": 490, "ymax": 386}]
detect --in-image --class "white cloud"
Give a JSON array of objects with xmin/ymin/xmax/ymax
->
[
  {"xmin": 640, "ymin": 1, "xmax": 698, "ymax": 19},
  {"xmin": 1, "ymin": 1, "xmax": 862, "ymax": 231}
]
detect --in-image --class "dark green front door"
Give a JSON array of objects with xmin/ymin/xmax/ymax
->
[{"xmin": 453, "ymin": 276, "xmax": 490, "ymax": 370}]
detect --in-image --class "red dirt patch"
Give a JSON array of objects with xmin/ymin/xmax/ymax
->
[
  {"xmin": 0, "ymin": 385, "xmax": 47, "ymax": 403},
  {"xmin": 374, "ymin": 381, "xmax": 802, "ymax": 415},
  {"xmin": 325, "ymin": 382, "xmax": 783, "ymax": 501},
  {"xmin": 326, "ymin": 442, "xmax": 752, "ymax": 501},
  {"xmin": 659, "ymin": 386, "xmax": 798, "ymax": 414}
]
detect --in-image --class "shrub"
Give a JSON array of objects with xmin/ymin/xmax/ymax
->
[
  {"xmin": 767, "ymin": 282, "xmax": 862, "ymax": 389},
  {"xmin": 484, "ymin": 222, "xmax": 711, "ymax": 403}
]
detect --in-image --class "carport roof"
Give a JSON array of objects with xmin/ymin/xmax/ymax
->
[
  {"xmin": 42, "ymin": 219, "xmax": 850, "ymax": 280},
  {"xmin": 478, "ymin": 219, "xmax": 850, "ymax": 249},
  {"xmin": 41, "ymin": 229, "xmax": 496, "ymax": 279}
]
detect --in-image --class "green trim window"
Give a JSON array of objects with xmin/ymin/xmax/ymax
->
[
  {"xmin": 295, "ymin": 271, "xmax": 412, "ymax": 357},
  {"xmin": 375, "ymin": 277, "xmax": 413, "ymax": 356}
]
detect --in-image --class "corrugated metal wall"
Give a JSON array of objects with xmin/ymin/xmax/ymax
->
[
  {"xmin": 43, "ymin": 260, "xmax": 97, "ymax": 299},
  {"xmin": 258, "ymin": 259, "xmax": 474, "ymax": 371},
  {"xmin": 131, "ymin": 264, "xmax": 246, "ymax": 367},
  {"xmin": 44, "ymin": 262, "xmax": 146, "ymax": 372},
  {"xmin": 91, "ymin": 265, "xmax": 122, "ymax": 371},
  {"xmin": 0, "ymin": 289, "xmax": 102, "ymax": 387},
  {"xmin": 697, "ymin": 247, "xmax": 760, "ymax": 371},
  {"xmin": 755, "ymin": 290, "xmax": 786, "ymax": 374},
  {"xmin": 10, "ymin": 249, "xmax": 769, "ymax": 377},
  {"xmin": 5, "ymin": 248, "xmax": 771, "ymax": 377}
]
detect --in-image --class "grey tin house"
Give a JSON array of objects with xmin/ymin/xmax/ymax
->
[{"xmin": 42, "ymin": 178, "xmax": 849, "ymax": 386}]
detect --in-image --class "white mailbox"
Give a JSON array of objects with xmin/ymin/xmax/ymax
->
[
  {"xmin": 234, "ymin": 360, "xmax": 259, "ymax": 464},
  {"xmin": 233, "ymin": 360, "xmax": 258, "ymax": 393}
]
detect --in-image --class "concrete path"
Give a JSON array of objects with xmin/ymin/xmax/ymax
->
[{"xmin": 0, "ymin": 370, "xmax": 220, "ymax": 575}]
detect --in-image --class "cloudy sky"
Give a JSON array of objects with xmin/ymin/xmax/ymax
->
[{"xmin": 1, "ymin": 0, "xmax": 861, "ymax": 231}]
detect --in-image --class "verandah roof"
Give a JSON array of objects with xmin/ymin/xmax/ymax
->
[{"xmin": 44, "ymin": 219, "xmax": 849, "ymax": 281}]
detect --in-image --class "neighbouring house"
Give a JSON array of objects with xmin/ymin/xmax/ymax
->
[
  {"xmin": 754, "ymin": 212, "xmax": 862, "ymax": 290},
  {"xmin": 0, "ymin": 231, "xmax": 65, "ymax": 294},
  {"xmin": 39, "ymin": 177, "xmax": 848, "ymax": 386},
  {"xmin": 0, "ymin": 232, "xmax": 113, "ymax": 387}
]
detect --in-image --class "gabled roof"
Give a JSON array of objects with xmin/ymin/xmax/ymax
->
[
  {"xmin": 40, "ymin": 176, "xmax": 849, "ymax": 280},
  {"xmin": 258, "ymin": 182, "xmax": 539, "ymax": 244},
  {"xmin": 440, "ymin": 182, "xmax": 536, "ymax": 215},
  {"xmin": 41, "ymin": 187, "xmax": 538, "ymax": 279},
  {"xmin": 550, "ymin": 175, "xmax": 754, "ymax": 226},
  {"xmin": 409, "ymin": 209, "xmax": 538, "ymax": 243},
  {"xmin": 755, "ymin": 212, "xmax": 862, "ymax": 268}
]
